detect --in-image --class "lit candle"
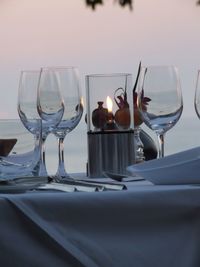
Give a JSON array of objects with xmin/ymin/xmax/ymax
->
[
  {"xmin": 107, "ymin": 96, "xmax": 113, "ymax": 122},
  {"xmin": 106, "ymin": 96, "xmax": 117, "ymax": 130},
  {"xmin": 107, "ymin": 96, "xmax": 113, "ymax": 113}
]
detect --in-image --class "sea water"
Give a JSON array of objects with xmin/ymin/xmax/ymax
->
[
  {"xmin": 45, "ymin": 116, "xmax": 200, "ymax": 176},
  {"xmin": 45, "ymin": 120, "xmax": 88, "ymax": 175}
]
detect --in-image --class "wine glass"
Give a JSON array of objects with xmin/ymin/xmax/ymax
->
[
  {"xmin": 51, "ymin": 67, "xmax": 83, "ymax": 179},
  {"xmin": 137, "ymin": 65, "xmax": 183, "ymax": 158},
  {"xmin": 37, "ymin": 67, "xmax": 65, "ymax": 175},
  {"xmin": 194, "ymin": 71, "xmax": 200, "ymax": 120},
  {"xmin": 17, "ymin": 70, "xmax": 47, "ymax": 176}
]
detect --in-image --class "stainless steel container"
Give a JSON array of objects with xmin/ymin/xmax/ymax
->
[{"xmin": 87, "ymin": 130, "xmax": 135, "ymax": 177}]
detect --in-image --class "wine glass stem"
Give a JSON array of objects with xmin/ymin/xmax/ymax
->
[
  {"xmin": 157, "ymin": 133, "xmax": 165, "ymax": 158},
  {"xmin": 57, "ymin": 137, "xmax": 67, "ymax": 177},
  {"xmin": 39, "ymin": 137, "xmax": 48, "ymax": 176}
]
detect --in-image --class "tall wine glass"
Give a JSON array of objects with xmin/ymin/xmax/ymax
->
[
  {"xmin": 17, "ymin": 70, "xmax": 47, "ymax": 176},
  {"xmin": 137, "ymin": 65, "xmax": 183, "ymax": 158},
  {"xmin": 37, "ymin": 67, "xmax": 65, "ymax": 175},
  {"xmin": 194, "ymin": 70, "xmax": 200, "ymax": 121},
  {"xmin": 51, "ymin": 67, "xmax": 83, "ymax": 179}
]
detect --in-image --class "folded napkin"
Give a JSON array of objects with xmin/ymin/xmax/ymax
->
[
  {"xmin": 0, "ymin": 176, "xmax": 102, "ymax": 193},
  {"xmin": 76, "ymin": 178, "xmax": 126, "ymax": 191},
  {"xmin": 70, "ymin": 173, "xmax": 127, "ymax": 190},
  {"xmin": 38, "ymin": 183, "xmax": 76, "ymax": 193},
  {"xmin": 0, "ymin": 176, "xmax": 48, "ymax": 193},
  {"xmin": 127, "ymin": 147, "xmax": 200, "ymax": 185},
  {"xmin": 50, "ymin": 176, "xmax": 126, "ymax": 191},
  {"xmin": 0, "ymin": 175, "xmax": 126, "ymax": 193},
  {"xmin": 0, "ymin": 176, "xmax": 48, "ymax": 185}
]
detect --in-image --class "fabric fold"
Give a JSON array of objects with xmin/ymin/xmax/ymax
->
[{"xmin": 4, "ymin": 196, "xmax": 114, "ymax": 267}]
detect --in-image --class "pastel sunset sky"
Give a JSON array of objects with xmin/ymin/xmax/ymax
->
[{"xmin": 0, "ymin": 0, "xmax": 199, "ymax": 119}]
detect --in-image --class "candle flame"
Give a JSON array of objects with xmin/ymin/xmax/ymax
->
[
  {"xmin": 106, "ymin": 96, "xmax": 113, "ymax": 112},
  {"xmin": 81, "ymin": 96, "xmax": 84, "ymax": 107}
]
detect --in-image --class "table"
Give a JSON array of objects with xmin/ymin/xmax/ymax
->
[{"xmin": 0, "ymin": 180, "xmax": 200, "ymax": 267}]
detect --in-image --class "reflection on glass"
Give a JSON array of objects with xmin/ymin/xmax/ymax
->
[
  {"xmin": 137, "ymin": 65, "xmax": 183, "ymax": 158},
  {"xmin": 37, "ymin": 67, "xmax": 64, "ymax": 176},
  {"xmin": 52, "ymin": 67, "xmax": 83, "ymax": 179},
  {"xmin": 17, "ymin": 70, "xmax": 47, "ymax": 175}
]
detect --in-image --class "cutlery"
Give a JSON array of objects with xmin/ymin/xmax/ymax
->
[{"xmin": 103, "ymin": 171, "xmax": 145, "ymax": 182}]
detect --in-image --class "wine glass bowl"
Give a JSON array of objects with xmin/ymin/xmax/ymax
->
[
  {"xmin": 18, "ymin": 68, "xmax": 65, "ymax": 176},
  {"xmin": 17, "ymin": 70, "xmax": 48, "ymax": 176},
  {"xmin": 137, "ymin": 65, "xmax": 183, "ymax": 158},
  {"xmin": 194, "ymin": 70, "xmax": 200, "ymax": 119},
  {"xmin": 18, "ymin": 70, "xmax": 41, "ymax": 136},
  {"xmin": 51, "ymin": 67, "xmax": 83, "ymax": 179},
  {"xmin": 37, "ymin": 68, "xmax": 65, "ymax": 137}
]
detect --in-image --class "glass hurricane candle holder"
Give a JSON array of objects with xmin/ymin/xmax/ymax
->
[{"xmin": 85, "ymin": 73, "xmax": 135, "ymax": 177}]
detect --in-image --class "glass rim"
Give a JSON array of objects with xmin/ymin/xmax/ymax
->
[
  {"xmin": 21, "ymin": 70, "xmax": 40, "ymax": 73},
  {"xmin": 141, "ymin": 65, "xmax": 178, "ymax": 69},
  {"xmin": 40, "ymin": 66, "xmax": 79, "ymax": 71},
  {"xmin": 85, "ymin": 73, "xmax": 132, "ymax": 78}
]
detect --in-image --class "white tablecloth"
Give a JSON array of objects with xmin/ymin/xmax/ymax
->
[{"xmin": 0, "ymin": 181, "xmax": 200, "ymax": 267}]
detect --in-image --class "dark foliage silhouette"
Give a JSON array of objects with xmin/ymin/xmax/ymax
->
[
  {"xmin": 85, "ymin": 0, "xmax": 199, "ymax": 10},
  {"xmin": 85, "ymin": 0, "xmax": 133, "ymax": 10}
]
